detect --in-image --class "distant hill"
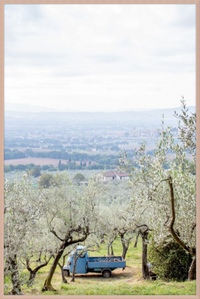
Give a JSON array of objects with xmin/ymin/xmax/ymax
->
[
  {"xmin": 5, "ymin": 104, "xmax": 195, "ymax": 129},
  {"xmin": 5, "ymin": 103, "xmax": 57, "ymax": 113}
]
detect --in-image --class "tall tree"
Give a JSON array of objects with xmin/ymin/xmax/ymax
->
[
  {"xmin": 4, "ymin": 176, "xmax": 47, "ymax": 294},
  {"xmin": 120, "ymin": 102, "xmax": 196, "ymax": 280},
  {"xmin": 42, "ymin": 180, "xmax": 101, "ymax": 291}
]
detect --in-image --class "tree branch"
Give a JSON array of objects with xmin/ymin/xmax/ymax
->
[
  {"xmin": 50, "ymin": 230, "xmax": 64, "ymax": 242},
  {"xmin": 167, "ymin": 176, "xmax": 195, "ymax": 257}
]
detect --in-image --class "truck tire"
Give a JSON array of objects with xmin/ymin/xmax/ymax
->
[
  {"xmin": 63, "ymin": 270, "xmax": 70, "ymax": 277},
  {"xmin": 102, "ymin": 269, "xmax": 111, "ymax": 278}
]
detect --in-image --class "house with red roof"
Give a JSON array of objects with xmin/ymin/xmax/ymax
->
[{"xmin": 100, "ymin": 171, "xmax": 130, "ymax": 182}]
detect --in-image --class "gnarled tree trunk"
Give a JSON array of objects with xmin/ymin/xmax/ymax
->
[
  {"xmin": 42, "ymin": 242, "xmax": 67, "ymax": 291},
  {"xmin": 42, "ymin": 229, "xmax": 89, "ymax": 292},
  {"xmin": 9, "ymin": 255, "xmax": 22, "ymax": 295},
  {"xmin": 141, "ymin": 230, "xmax": 149, "ymax": 279},
  {"xmin": 120, "ymin": 233, "xmax": 130, "ymax": 259},
  {"xmin": 58, "ymin": 263, "xmax": 68, "ymax": 284},
  {"xmin": 134, "ymin": 230, "xmax": 140, "ymax": 248},
  {"xmin": 167, "ymin": 177, "xmax": 196, "ymax": 281},
  {"xmin": 188, "ymin": 257, "xmax": 196, "ymax": 281},
  {"xmin": 71, "ymin": 249, "xmax": 86, "ymax": 282},
  {"xmin": 27, "ymin": 255, "xmax": 52, "ymax": 287},
  {"xmin": 70, "ymin": 255, "xmax": 78, "ymax": 282},
  {"xmin": 110, "ymin": 244, "xmax": 114, "ymax": 256},
  {"xmin": 107, "ymin": 240, "xmax": 115, "ymax": 256},
  {"xmin": 136, "ymin": 225, "xmax": 150, "ymax": 280}
]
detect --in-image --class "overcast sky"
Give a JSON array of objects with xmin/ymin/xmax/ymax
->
[{"xmin": 4, "ymin": 4, "xmax": 196, "ymax": 112}]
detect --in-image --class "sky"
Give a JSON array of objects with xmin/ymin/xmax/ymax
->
[{"xmin": 4, "ymin": 4, "xmax": 196, "ymax": 112}]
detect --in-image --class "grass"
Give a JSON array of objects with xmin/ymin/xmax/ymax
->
[
  {"xmin": 18, "ymin": 238, "xmax": 196, "ymax": 296},
  {"xmin": 58, "ymin": 280, "xmax": 196, "ymax": 296}
]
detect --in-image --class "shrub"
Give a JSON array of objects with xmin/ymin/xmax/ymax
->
[
  {"xmin": 38, "ymin": 173, "xmax": 53, "ymax": 188},
  {"xmin": 148, "ymin": 237, "xmax": 192, "ymax": 281},
  {"xmin": 30, "ymin": 166, "xmax": 41, "ymax": 177},
  {"xmin": 73, "ymin": 173, "xmax": 85, "ymax": 183}
]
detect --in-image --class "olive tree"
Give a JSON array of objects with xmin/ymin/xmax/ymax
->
[
  {"xmin": 20, "ymin": 217, "xmax": 58, "ymax": 287},
  {"xmin": 42, "ymin": 179, "xmax": 101, "ymax": 291},
  {"xmin": 98, "ymin": 195, "xmax": 137, "ymax": 260},
  {"xmin": 4, "ymin": 175, "xmax": 48, "ymax": 294},
  {"xmin": 120, "ymin": 105, "xmax": 196, "ymax": 280}
]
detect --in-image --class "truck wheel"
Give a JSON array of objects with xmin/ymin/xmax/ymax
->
[
  {"xmin": 102, "ymin": 270, "xmax": 111, "ymax": 278},
  {"xmin": 63, "ymin": 270, "xmax": 70, "ymax": 277}
]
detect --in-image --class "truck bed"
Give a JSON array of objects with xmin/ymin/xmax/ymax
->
[
  {"xmin": 88, "ymin": 256, "xmax": 123, "ymax": 262},
  {"xmin": 87, "ymin": 256, "xmax": 125, "ymax": 270}
]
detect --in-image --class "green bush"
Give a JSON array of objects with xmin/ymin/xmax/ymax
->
[
  {"xmin": 38, "ymin": 173, "xmax": 53, "ymax": 188},
  {"xmin": 148, "ymin": 237, "xmax": 192, "ymax": 281},
  {"xmin": 73, "ymin": 173, "xmax": 85, "ymax": 183},
  {"xmin": 30, "ymin": 166, "xmax": 41, "ymax": 177}
]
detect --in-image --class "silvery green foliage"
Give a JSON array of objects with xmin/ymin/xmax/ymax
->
[
  {"xmin": 96, "ymin": 177, "xmax": 152, "ymax": 256},
  {"xmin": 104, "ymin": 180, "xmax": 133, "ymax": 205},
  {"xmin": 120, "ymin": 121, "xmax": 196, "ymax": 250},
  {"xmin": 41, "ymin": 178, "xmax": 104, "ymax": 291},
  {"xmin": 4, "ymin": 174, "xmax": 102, "ymax": 293},
  {"xmin": 174, "ymin": 97, "xmax": 196, "ymax": 158},
  {"xmin": 42, "ymin": 178, "xmax": 102, "ymax": 249},
  {"xmin": 98, "ymin": 193, "xmax": 136, "ymax": 254},
  {"xmin": 4, "ymin": 175, "xmax": 51, "ymax": 293}
]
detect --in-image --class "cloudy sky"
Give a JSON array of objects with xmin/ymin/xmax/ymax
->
[{"xmin": 5, "ymin": 4, "xmax": 196, "ymax": 112}]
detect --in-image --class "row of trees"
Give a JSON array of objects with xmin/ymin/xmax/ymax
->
[
  {"xmin": 4, "ymin": 149, "xmax": 26, "ymax": 160},
  {"xmin": 4, "ymin": 162, "xmax": 113, "ymax": 174},
  {"xmin": 5, "ymin": 136, "xmax": 129, "ymax": 152},
  {"xmin": 5, "ymin": 148, "xmax": 156, "ymax": 165},
  {"xmin": 4, "ymin": 164, "xmax": 57, "ymax": 173}
]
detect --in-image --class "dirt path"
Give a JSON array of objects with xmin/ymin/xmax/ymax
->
[{"xmin": 69, "ymin": 265, "xmax": 141, "ymax": 282}]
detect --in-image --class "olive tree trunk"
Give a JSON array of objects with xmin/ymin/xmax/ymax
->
[
  {"xmin": 9, "ymin": 255, "xmax": 22, "ymax": 295},
  {"xmin": 70, "ymin": 256, "xmax": 78, "ymax": 282},
  {"xmin": 141, "ymin": 230, "xmax": 149, "ymax": 279},
  {"xmin": 120, "ymin": 233, "xmax": 131, "ymax": 259},
  {"xmin": 136, "ymin": 225, "xmax": 150, "ymax": 280},
  {"xmin": 42, "ymin": 243, "xmax": 66, "ymax": 292},
  {"xmin": 71, "ymin": 249, "xmax": 86, "ymax": 282},
  {"xmin": 188, "ymin": 257, "xmax": 196, "ymax": 281},
  {"xmin": 134, "ymin": 230, "xmax": 140, "ymax": 248},
  {"xmin": 167, "ymin": 177, "xmax": 196, "ymax": 281},
  {"xmin": 58, "ymin": 263, "xmax": 68, "ymax": 284},
  {"xmin": 26, "ymin": 255, "xmax": 52, "ymax": 287},
  {"xmin": 42, "ymin": 230, "xmax": 89, "ymax": 292},
  {"xmin": 107, "ymin": 240, "xmax": 115, "ymax": 256}
]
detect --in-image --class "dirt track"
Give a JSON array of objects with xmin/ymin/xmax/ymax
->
[{"xmin": 72, "ymin": 265, "xmax": 140, "ymax": 282}]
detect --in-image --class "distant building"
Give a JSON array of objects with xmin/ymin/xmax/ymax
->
[{"xmin": 99, "ymin": 171, "xmax": 130, "ymax": 182}]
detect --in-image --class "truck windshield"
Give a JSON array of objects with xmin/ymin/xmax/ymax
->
[
  {"xmin": 77, "ymin": 250, "xmax": 85, "ymax": 258},
  {"xmin": 69, "ymin": 251, "xmax": 75, "ymax": 257}
]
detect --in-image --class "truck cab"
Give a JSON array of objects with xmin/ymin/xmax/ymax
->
[{"xmin": 63, "ymin": 245, "xmax": 87, "ymax": 276}]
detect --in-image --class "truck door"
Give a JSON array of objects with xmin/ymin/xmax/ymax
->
[{"xmin": 75, "ymin": 251, "xmax": 87, "ymax": 274}]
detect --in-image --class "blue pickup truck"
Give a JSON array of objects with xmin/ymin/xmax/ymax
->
[{"xmin": 63, "ymin": 245, "xmax": 126, "ymax": 278}]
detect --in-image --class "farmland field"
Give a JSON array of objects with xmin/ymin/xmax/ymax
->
[{"xmin": 4, "ymin": 157, "xmax": 68, "ymax": 166}]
